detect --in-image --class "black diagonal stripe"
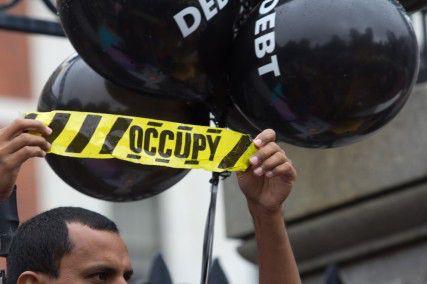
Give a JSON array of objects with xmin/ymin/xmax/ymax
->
[
  {"xmin": 47, "ymin": 112, "xmax": 71, "ymax": 144},
  {"xmin": 218, "ymin": 136, "xmax": 252, "ymax": 169},
  {"xmin": 178, "ymin": 126, "xmax": 193, "ymax": 131},
  {"xmin": 148, "ymin": 121, "xmax": 163, "ymax": 127},
  {"xmin": 127, "ymin": 154, "xmax": 141, "ymax": 160},
  {"xmin": 155, "ymin": 158, "xmax": 170, "ymax": 164},
  {"xmin": 100, "ymin": 117, "xmax": 132, "ymax": 154},
  {"xmin": 25, "ymin": 113, "xmax": 38, "ymax": 120},
  {"xmin": 207, "ymin": 129, "xmax": 222, "ymax": 134},
  {"xmin": 66, "ymin": 114, "xmax": 102, "ymax": 153}
]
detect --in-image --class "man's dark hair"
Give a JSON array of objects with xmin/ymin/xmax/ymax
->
[{"xmin": 6, "ymin": 207, "xmax": 119, "ymax": 284}]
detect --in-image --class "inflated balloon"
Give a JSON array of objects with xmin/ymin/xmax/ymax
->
[
  {"xmin": 57, "ymin": 0, "xmax": 239, "ymax": 101},
  {"xmin": 225, "ymin": 103, "xmax": 260, "ymax": 138},
  {"xmin": 210, "ymin": 79, "xmax": 260, "ymax": 137},
  {"xmin": 400, "ymin": 0, "xmax": 427, "ymax": 13},
  {"xmin": 243, "ymin": 0, "xmax": 427, "ymax": 13},
  {"xmin": 235, "ymin": 0, "xmax": 259, "ymax": 32},
  {"xmin": 230, "ymin": 0, "xmax": 419, "ymax": 148},
  {"xmin": 38, "ymin": 55, "xmax": 210, "ymax": 201}
]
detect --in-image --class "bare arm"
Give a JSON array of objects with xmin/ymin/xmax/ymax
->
[
  {"xmin": 250, "ymin": 205, "xmax": 300, "ymax": 284},
  {"xmin": 238, "ymin": 129, "xmax": 301, "ymax": 284}
]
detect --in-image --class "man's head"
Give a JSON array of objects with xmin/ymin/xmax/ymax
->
[{"xmin": 6, "ymin": 207, "xmax": 133, "ymax": 284}]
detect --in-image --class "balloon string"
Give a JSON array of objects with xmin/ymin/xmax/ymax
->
[
  {"xmin": 201, "ymin": 95, "xmax": 227, "ymax": 283},
  {"xmin": 200, "ymin": 172, "xmax": 221, "ymax": 284}
]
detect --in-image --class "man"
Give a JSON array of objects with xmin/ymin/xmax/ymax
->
[
  {"xmin": 0, "ymin": 118, "xmax": 300, "ymax": 283},
  {"xmin": 6, "ymin": 207, "xmax": 132, "ymax": 284}
]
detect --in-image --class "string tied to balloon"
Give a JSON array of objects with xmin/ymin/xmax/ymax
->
[{"xmin": 201, "ymin": 171, "xmax": 231, "ymax": 284}]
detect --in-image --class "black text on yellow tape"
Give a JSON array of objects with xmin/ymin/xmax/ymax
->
[{"xmin": 25, "ymin": 111, "xmax": 257, "ymax": 172}]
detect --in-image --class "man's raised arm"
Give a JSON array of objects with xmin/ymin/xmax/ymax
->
[{"xmin": 237, "ymin": 129, "xmax": 301, "ymax": 284}]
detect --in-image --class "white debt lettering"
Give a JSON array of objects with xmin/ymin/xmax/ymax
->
[
  {"xmin": 174, "ymin": 7, "xmax": 202, "ymax": 38},
  {"xmin": 255, "ymin": 12, "xmax": 276, "ymax": 35},
  {"xmin": 258, "ymin": 55, "xmax": 280, "ymax": 77},
  {"xmin": 253, "ymin": 0, "xmax": 281, "ymax": 77},
  {"xmin": 260, "ymin": 0, "xmax": 279, "ymax": 14},
  {"xmin": 199, "ymin": 0, "xmax": 218, "ymax": 21},
  {"xmin": 174, "ymin": 0, "xmax": 230, "ymax": 38},
  {"xmin": 217, "ymin": 0, "xmax": 229, "ymax": 9},
  {"xmin": 255, "ymin": 31, "xmax": 276, "ymax": 58}
]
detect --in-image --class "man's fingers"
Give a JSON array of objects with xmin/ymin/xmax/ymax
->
[
  {"xmin": 253, "ymin": 129, "xmax": 276, "ymax": 147},
  {"xmin": 5, "ymin": 146, "xmax": 46, "ymax": 170},
  {"xmin": 3, "ymin": 133, "xmax": 51, "ymax": 154},
  {"xmin": 269, "ymin": 162, "xmax": 297, "ymax": 180},
  {"xmin": 2, "ymin": 119, "xmax": 51, "ymax": 140},
  {"xmin": 259, "ymin": 152, "xmax": 287, "ymax": 175},
  {"xmin": 250, "ymin": 142, "xmax": 282, "ymax": 167}
]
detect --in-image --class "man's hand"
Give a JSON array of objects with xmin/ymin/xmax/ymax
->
[
  {"xmin": 0, "ymin": 119, "xmax": 51, "ymax": 201},
  {"xmin": 237, "ymin": 129, "xmax": 301, "ymax": 284},
  {"xmin": 237, "ymin": 129, "xmax": 297, "ymax": 215}
]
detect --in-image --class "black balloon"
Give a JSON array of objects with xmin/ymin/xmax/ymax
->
[
  {"xmin": 57, "ymin": 0, "xmax": 238, "ymax": 101},
  {"xmin": 224, "ymin": 103, "xmax": 260, "ymax": 138},
  {"xmin": 210, "ymin": 79, "xmax": 260, "ymax": 137},
  {"xmin": 38, "ymin": 55, "xmax": 210, "ymax": 201},
  {"xmin": 241, "ymin": 0, "xmax": 427, "ymax": 14},
  {"xmin": 400, "ymin": 0, "xmax": 427, "ymax": 13},
  {"xmin": 230, "ymin": 0, "xmax": 420, "ymax": 148}
]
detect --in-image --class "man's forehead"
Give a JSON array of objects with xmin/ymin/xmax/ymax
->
[
  {"xmin": 66, "ymin": 223, "xmax": 123, "ymax": 249},
  {"xmin": 59, "ymin": 222, "xmax": 133, "ymax": 277},
  {"xmin": 65, "ymin": 223, "xmax": 129, "ymax": 261}
]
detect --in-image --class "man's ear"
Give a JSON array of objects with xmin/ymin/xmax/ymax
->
[{"xmin": 17, "ymin": 271, "xmax": 46, "ymax": 284}]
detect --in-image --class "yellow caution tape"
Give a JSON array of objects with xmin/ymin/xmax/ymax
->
[{"xmin": 25, "ymin": 111, "xmax": 257, "ymax": 172}]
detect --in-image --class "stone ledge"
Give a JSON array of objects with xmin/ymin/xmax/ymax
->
[{"xmin": 237, "ymin": 181, "xmax": 427, "ymax": 274}]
